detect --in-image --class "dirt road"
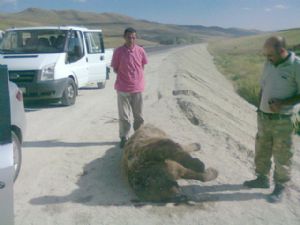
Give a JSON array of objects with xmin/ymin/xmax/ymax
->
[{"xmin": 14, "ymin": 44, "xmax": 300, "ymax": 225}]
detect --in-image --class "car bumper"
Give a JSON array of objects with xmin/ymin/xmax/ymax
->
[{"xmin": 18, "ymin": 78, "xmax": 69, "ymax": 101}]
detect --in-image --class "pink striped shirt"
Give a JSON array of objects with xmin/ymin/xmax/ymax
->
[{"xmin": 111, "ymin": 44, "xmax": 148, "ymax": 93}]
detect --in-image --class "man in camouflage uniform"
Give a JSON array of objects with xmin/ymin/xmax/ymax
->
[{"xmin": 243, "ymin": 36, "xmax": 300, "ymax": 203}]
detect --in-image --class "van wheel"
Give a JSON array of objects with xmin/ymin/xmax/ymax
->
[
  {"xmin": 106, "ymin": 66, "xmax": 110, "ymax": 80},
  {"xmin": 61, "ymin": 78, "xmax": 76, "ymax": 106},
  {"xmin": 97, "ymin": 80, "xmax": 106, "ymax": 89},
  {"xmin": 12, "ymin": 131, "xmax": 22, "ymax": 182}
]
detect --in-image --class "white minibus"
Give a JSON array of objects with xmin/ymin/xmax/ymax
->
[{"xmin": 0, "ymin": 26, "xmax": 108, "ymax": 106}]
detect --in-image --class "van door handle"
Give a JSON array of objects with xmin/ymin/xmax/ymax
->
[
  {"xmin": 100, "ymin": 56, "xmax": 104, "ymax": 61},
  {"xmin": 86, "ymin": 57, "xmax": 88, "ymax": 62},
  {"xmin": 0, "ymin": 181, "xmax": 5, "ymax": 189}
]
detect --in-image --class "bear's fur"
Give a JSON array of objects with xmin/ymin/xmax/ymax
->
[{"xmin": 122, "ymin": 124, "xmax": 218, "ymax": 202}]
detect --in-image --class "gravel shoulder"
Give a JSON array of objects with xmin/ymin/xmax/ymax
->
[{"xmin": 14, "ymin": 44, "xmax": 300, "ymax": 225}]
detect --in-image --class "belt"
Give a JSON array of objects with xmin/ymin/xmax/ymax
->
[{"xmin": 258, "ymin": 111, "xmax": 291, "ymax": 120}]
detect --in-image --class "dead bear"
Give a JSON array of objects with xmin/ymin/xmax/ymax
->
[{"xmin": 122, "ymin": 124, "xmax": 218, "ymax": 202}]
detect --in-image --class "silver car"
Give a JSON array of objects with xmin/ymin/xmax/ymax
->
[
  {"xmin": 0, "ymin": 80, "xmax": 26, "ymax": 224},
  {"xmin": 9, "ymin": 81, "xmax": 26, "ymax": 181}
]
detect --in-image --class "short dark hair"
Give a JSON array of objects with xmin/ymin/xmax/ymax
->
[
  {"xmin": 265, "ymin": 36, "xmax": 287, "ymax": 53},
  {"xmin": 124, "ymin": 27, "xmax": 136, "ymax": 36}
]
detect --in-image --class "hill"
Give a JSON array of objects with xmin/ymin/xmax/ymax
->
[
  {"xmin": 208, "ymin": 28, "xmax": 300, "ymax": 106},
  {"xmin": 0, "ymin": 8, "xmax": 262, "ymax": 48}
]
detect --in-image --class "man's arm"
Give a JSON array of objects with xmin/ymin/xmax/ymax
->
[
  {"xmin": 111, "ymin": 48, "xmax": 119, "ymax": 74},
  {"xmin": 141, "ymin": 48, "xmax": 148, "ymax": 70},
  {"xmin": 269, "ymin": 62, "xmax": 300, "ymax": 112},
  {"xmin": 269, "ymin": 95, "xmax": 300, "ymax": 113}
]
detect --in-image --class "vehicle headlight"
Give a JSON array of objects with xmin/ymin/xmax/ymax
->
[{"xmin": 40, "ymin": 63, "xmax": 55, "ymax": 81}]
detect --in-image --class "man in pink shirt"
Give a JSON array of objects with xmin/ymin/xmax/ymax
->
[{"xmin": 111, "ymin": 27, "xmax": 148, "ymax": 148}]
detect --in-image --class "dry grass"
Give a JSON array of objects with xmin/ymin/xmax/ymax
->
[{"xmin": 208, "ymin": 29, "xmax": 300, "ymax": 106}]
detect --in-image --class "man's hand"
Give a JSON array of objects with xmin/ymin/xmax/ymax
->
[{"xmin": 268, "ymin": 98, "xmax": 283, "ymax": 113}]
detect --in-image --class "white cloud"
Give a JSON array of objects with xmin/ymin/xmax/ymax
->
[
  {"xmin": 265, "ymin": 8, "xmax": 272, "ymax": 12},
  {"xmin": 0, "ymin": 0, "xmax": 17, "ymax": 5},
  {"xmin": 242, "ymin": 7, "xmax": 252, "ymax": 11},
  {"xmin": 274, "ymin": 4, "xmax": 288, "ymax": 9},
  {"xmin": 264, "ymin": 4, "xmax": 289, "ymax": 13}
]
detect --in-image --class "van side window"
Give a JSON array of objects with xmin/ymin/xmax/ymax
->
[
  {"xmin": 54, "ymin": 35, "xmax": 65, "ymax": 50},
  {"xmin": 38, "ymin": 37, "xmax": 50, "ymax": 48},
  {"xmin": 84, "ymin": 32, "xmax": 104, "ymax": 54},
  {"xmin": 67, "ymin": 30, "xmax": 84, "ymax": 63}
]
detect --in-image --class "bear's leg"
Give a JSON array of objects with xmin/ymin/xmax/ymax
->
[
  {"xmin": 165, "ymin": 160, "xmax": 218, "ymax": 182},
  {"xmin": 140, "ymin": 139, "xmax": 206, "ymax": 172},
  {"xmin": 173, "ymin": 151, "xmax": 205, "ymax": 172},
  {"xmin": 182, "ymin": 142, "xmax": 201, "ymax": 152}
]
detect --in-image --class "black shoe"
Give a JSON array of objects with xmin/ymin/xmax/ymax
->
[
  {"xmin": 120, "ymin": 137, "xmax": 127, "ymax": 148},
  {"xmin": 243, "ymin": 175, "xmax": 270, "ymax": 188},
  {"xmin": 267, "ymin": 183, "xmax": 285, "ymax": 203}
]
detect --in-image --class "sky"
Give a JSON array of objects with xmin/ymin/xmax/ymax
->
[{"xmin": 0, "ymin": 0, "xmax": 299, "ymax": 31}]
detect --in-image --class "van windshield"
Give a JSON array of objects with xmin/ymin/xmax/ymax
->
[{"xmin": 0, "ymin": 29, "xmax": 68, "ymax": 54}]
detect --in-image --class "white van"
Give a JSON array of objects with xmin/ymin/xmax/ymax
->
[{"xmin": 0, "ymin": 26, "xmax": 108, "ymax": 106}]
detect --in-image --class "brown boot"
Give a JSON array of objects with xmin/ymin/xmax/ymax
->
[
  {"xmin": 120, "ymin": 137, "xmax": 128, "ymax": 148},
  {"xmin": 243, "ymin": 175, "xmax": 270, "ymax": 188},
  {"xmin": 267, "ymin": 183, "xmax": 285, "ymax": 203}
]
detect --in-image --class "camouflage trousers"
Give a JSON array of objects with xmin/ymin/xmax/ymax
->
[{"xmin": 255, "ymin": 112, "xmax": 294, "ymax": 184}]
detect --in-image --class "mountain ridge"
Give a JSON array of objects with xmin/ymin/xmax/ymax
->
[{"xmin": 0, "ymin": 8, "xmax": 263, "ymax": 47}]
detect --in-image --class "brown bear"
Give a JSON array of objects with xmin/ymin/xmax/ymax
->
[{"xmin": 122, "ymin": 124, "xmax": 218, "ymax": 202}]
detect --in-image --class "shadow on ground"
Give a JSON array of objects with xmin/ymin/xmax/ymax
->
[
  {"xmin": 182, "ymin": 184, "xmax": 267, "ymax": 202},
  {"xmin": 24, "ymin": 101, "xmax": 64, "ymax": 111},
  {"xmin": 30, "ymin": 145, "xmax": 135, "ymax": 206},
  {"xmin": 23, "ymin": 140, "xmax": 118, "ymax": 148},
  {"xmin": 30, "ymin": 146, "xmax": 267, "ymax": 207}
]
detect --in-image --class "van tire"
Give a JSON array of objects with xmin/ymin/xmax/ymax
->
[
  {"xmin": 97, "ymin": 80, "xmax": 106, "ymax": 89},
  {"xmin": 106, "ymin": 66, "xmax": 110, "ymax": 80},
  {"xmin": 61, "ymin": 78, "xmax": 76, "ymax": 106},
  {"xmin": 12, "ymin": 131, "xmax": 22, "ymax": 182}
]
